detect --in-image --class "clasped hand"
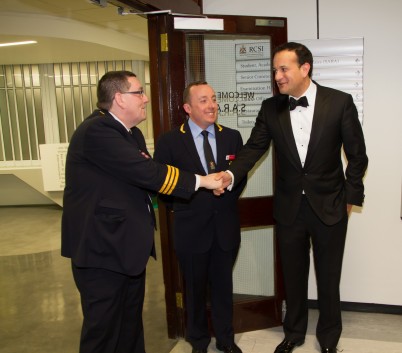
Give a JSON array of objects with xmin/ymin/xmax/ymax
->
[{"xmin": 199, "ymin": 171, "xmax": 233, "ymax": 196}]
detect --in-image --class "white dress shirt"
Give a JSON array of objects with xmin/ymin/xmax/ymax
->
[{"xmin": 289, "ymin": 80, "xmax": 317, "ymax": 168}]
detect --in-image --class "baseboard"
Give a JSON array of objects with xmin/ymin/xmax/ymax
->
[{"xmin": 308, "ymin": 299, "xmax": 402, "ymax": 315}]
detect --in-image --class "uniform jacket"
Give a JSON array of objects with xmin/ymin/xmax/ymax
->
[
  {"xmin": 61, "ymin": 110, "xmax": 196, "ymax": 276},
  {"xmin": 154, "ymin": 120, "xmax": 247, "ymax": 253},
  {"xmin": 229, "ymin": 83, "xmax": 368, "ymax": 226}
]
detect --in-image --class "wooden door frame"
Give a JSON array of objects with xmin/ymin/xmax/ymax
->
[{"xmin": 148, "ymin": 13, "xmax": 287, "ymax": 338}]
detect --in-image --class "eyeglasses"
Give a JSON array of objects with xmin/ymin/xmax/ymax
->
[{"xmin": 121, "ymin": 90, "xmax": 145, "ymax": 97}]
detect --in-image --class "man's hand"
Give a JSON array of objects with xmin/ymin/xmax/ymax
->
[
  {"xmin": 139, "ymin": 150, "xmax": 150, "ymax": 159},
  {"xmin": 347, "ymin": 204, "xmax": 353, "ymax": 215},
  {"xmin": 212, "ymin": 171, "xmax": 233, "ymax": 196},
  {"xmin": 199, "ymin": 174, "xmax": 223, "ymax": 190},
  {"xmin": 221, "ymin": 171, "xmax": 233, "ymax": 188}
]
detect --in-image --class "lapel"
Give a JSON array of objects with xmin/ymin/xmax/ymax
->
[
  {"xmin": 213, "ymin": 123, "xmax": 224, "ymax": 171},
  {"xmin": 180, "ymin": 120, "xmax": 207, "ymax": 175},
  {"xmin": 131, "ymin": 126, "xmax": 149, "ymax": 154},
  {"xmin": 304, "ymin": 84, "xmax": 329, "ymax": 168},
  {"xmin": 101, "ymin": 109, "xmax": 134, "ymax": 141},
  {"xmin": 277, "ymin": 95, "xmax": 303, "ymax": 169},
  {"xmin": 101, "ymin": 110, "xmax": 151, "ymax": 157},
  {"xmin": 101, "ymin": 111, "xmax": 156, "ymax": 225}
]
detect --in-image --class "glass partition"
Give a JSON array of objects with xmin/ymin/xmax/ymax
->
[{"xmin": 185, "ymin": 34, "xmax": 275, "ymax": 298}]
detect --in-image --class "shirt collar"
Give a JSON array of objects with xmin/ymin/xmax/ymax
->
[
  {"xmin": 188, "ymin": 118, "xmax": 215, "ymax": 138},
  {"xmin": 290, "ymin": 79, "xmax": 316, "ymax": 101},
  {"xmin": 109, "ymin": 111, "xmax": 131, "ymax": 132}
]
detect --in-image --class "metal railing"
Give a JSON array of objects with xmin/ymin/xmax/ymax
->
[{"xmin": 0, "ymin": 60, "xmax": 152, "ymax": 168}]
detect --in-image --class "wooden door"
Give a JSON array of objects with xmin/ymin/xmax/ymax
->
[{"xmin": 148, "ymin": 13, "xmax": 287, "ymax": 338}]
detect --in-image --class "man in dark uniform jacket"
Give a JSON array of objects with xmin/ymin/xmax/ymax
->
[
  {"xmin": 61, "ymin": 71, "xmax": 222, "ymax": 353},
  {"xmin": 216, "ymin": 43, "xmax": 368, "ymax": 353},
  {"xmin": 154, "ymin": 82, "xmax": 246, "ymax": 353}
]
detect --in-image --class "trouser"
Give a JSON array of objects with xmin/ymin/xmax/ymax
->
[
  {"xmin": 176, "ymin": 240, "xmax": 239, "ymax": 350},
  {"xmin": 276, "ymin": 196, "xmax": 348, "ymax": 348},
  {"xmin": 72, "ymin": 263, "xmax": 146, "ymax": 353}
]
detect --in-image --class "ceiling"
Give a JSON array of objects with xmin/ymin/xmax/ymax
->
[{"xmin": 0, "ymin": 0, "xmax": 149, "ymax": 64}]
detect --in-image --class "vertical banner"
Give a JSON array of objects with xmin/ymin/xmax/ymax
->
[{"xmin": 298, "ymin": 38, "xmax": 364, "ymax": 124}]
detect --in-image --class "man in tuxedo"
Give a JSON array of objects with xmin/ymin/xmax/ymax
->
[
  {"xmin": 154, "ymin": 82, "xmax": 246, "ymax": 353},
  {"xmin": 61, "ymin": 71, "xmax": 222, "ymax": 353},
  {"xmin": 216, "ymin": 42, "xmax": 368, "ymax": 353}
]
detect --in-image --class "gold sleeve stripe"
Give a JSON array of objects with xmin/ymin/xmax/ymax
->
[
  {"xmin": 158, "ymin": 165, "xmax": 172, "ymax": 194},
  {"xmin": 166, "ymin": 166, "xmax": 179, "ymax": 195},
  {"xmin": 158, "ymin": 165, "xmax": 179, "ymax": 195}
]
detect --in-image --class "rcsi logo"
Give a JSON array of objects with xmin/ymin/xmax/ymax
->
[
  {"xmin": 236, "ymin": 42, "xmax": 270, "ymax": 60},
  {"xmin": 238, "ymin": 44, "xmax": 264, "ymax": 55},
  {"xmin": 248, "ymin": 45, "xmax": 265, "ymax": 53},
  {"xmin": 239, "ymin": 45, "xmax": 247, "ymax": 54}
]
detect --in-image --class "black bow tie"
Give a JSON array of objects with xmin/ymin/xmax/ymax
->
[{"xmin": 289, "ymin": 96, "xmax": 309, "ymax": 111}]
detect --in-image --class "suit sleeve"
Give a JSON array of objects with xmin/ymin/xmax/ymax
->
[
  {"xmin": 341, "ymin": 95, "xmax": 368, "ymax": 206},
  {"xmin": 230, "ymin": 130, "xmax": 247, "ymax": 197},
  {"xmin": 153, "ymin": 133, "xmax": 176, "ymax": 205},
  {"xmin": 83, "ymin": 120, "xmax": 196, "ymax": 199},
  {"xmin": 229, "ymin": 100, "xmax": 273, "ymax": 187}
]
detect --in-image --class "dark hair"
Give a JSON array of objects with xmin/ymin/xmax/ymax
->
[
  {"xmin": 183, "ymin": 81, "xmax": 208, "ymax": 104},
  {"xmin": 273, "ymin": 42, "xmax": 313, "ymax": 78},
  {"xmin": 97, "ymin": 70, "xmax": 137, "ymax": 110}
]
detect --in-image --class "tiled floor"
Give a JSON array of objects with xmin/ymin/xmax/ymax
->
[
  {"xmin": 0, "ymin": 205, "xmax": 177, "ymax": 353},
  {"xmin": 1, "ymin": 205, "xmax": 401, "ymax": 353},
  {"xmin": 171, "ymin": 309, "xmax": 402, "ymax": 353}
]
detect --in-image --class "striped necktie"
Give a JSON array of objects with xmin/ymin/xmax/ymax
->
[{"xmin": 201, "ymin": 130, "xmax": 216, "ymax": 174}]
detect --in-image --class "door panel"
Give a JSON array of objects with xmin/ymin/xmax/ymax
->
[{"xmin": 148, "ymin": 13, "xmax": 287, "ymax": 338}]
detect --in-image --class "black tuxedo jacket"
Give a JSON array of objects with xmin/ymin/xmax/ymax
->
[
  {"xmin": 61, "ymin": 110, "xmax": 197, "ymax": 276},
  {"xmin": 229, "ymin": 84, "xmax": 368, "ymax": 226},
  {"xmin": 154, "ymin": 121, "xmax": 246, "ymax": 253}
]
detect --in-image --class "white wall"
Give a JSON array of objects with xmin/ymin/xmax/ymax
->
[{"xmin": 204, "ymin": 0, "xmax": 402, "ymax": 306}]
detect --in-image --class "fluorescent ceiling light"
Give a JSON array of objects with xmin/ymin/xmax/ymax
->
[{"xmin": 0, "ymin": 41, "xmax": 38, "ymax": 48}]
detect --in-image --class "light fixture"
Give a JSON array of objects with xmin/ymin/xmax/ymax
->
[
  {"xmin": 0, "ymin": 40, "xmax": 38, "ymax": 48},
  {"xmin": 116, "ymin": 7, "xmax": 207, "ymax": 18},
  {"xmin": 117, "ymin": 7, "xmax": 172, "ymax": 15}
]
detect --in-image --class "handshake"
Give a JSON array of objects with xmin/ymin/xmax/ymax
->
[{"xmin": 199, "ymin": 171, "xmax": 233, "ymax": 196}]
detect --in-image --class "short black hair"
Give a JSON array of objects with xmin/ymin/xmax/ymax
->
[
  {"xmin": 97, "ymin": 70, "xmax": 137, "ymax": 110},
  {"xmin": 273, "ymin": 42, "xmax": 313, "ymax": 78},
  {"xmin": 183, "ymin": 81, "xmax": 208, "ymax": 104}
]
